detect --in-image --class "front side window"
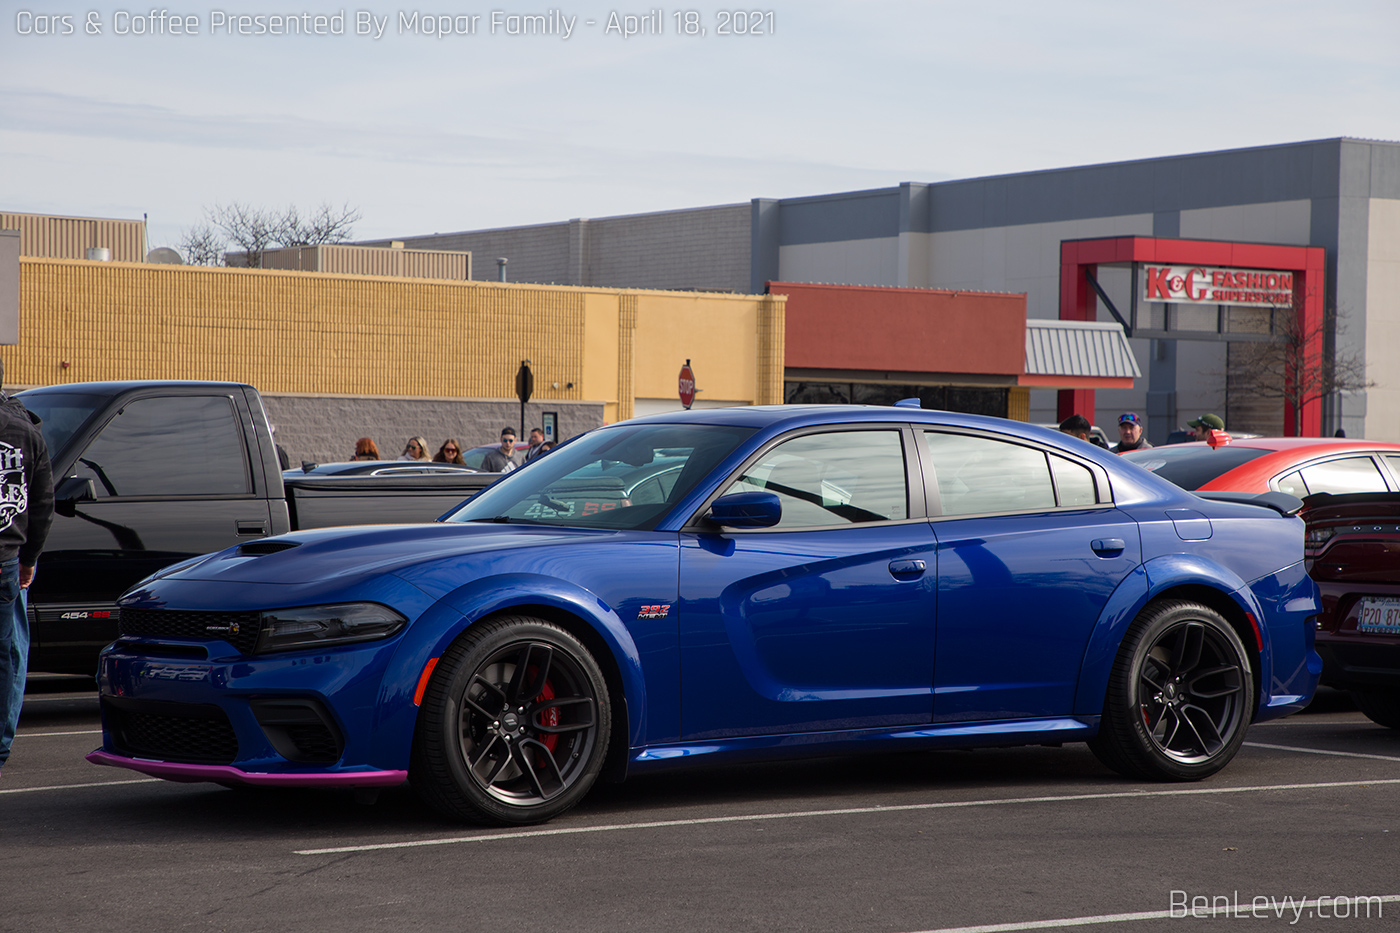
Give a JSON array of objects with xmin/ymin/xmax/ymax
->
[
  {"xmin": 722, "ymin": 430, "xmax": 908, "ymax": 529},
  {"xmin": 74, "ymin": 396, "xmax": 251, "ymax": 497}
]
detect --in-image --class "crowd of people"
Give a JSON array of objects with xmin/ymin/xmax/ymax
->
[
  {"xmin": 348, "ymin": 426, "xmax": 554, "ymax": 472},
  {"xmin": 1058, "ymin": 411, "xmax": 1225, "ymax": 453}
]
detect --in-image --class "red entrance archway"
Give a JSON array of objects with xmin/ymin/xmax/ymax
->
[{"xmin": 1059, "ymin": 236, "xmax": 1326, "ymax": 436}]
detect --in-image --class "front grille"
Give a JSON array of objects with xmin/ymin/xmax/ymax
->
[
  {"xmin": 104, "ymin": 698, "xmax": 239, "ymax": 764},
  {"xmin": 120, "ymin": 608, "xmax": 261, "ymax": 656}
]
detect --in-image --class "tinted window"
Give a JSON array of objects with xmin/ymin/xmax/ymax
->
[
  {"xmin": 1050, "ymin": 454, "xmax": 1099, "ymax": 507},
  {"xmin": 1121, "ymin": 445, "xmax": 1272, "ymax": 490},
  {"xmin": 1297, "ymin": 457, "xmax": 1389, "ymax": 495},
  {"xmin": 723, "ymin": 430, "xmax": 908, "ymax": 528},
  {"xmin": 75, "ymin": 396, "xmax": 251, "ymax": 497},
  {"xmin": 924, "ymin": 433, "xmax": 1055, "ymax": 515},
  {"xmin": 16, "ymin": 392, "xmax": 104, "ymax": 459}
]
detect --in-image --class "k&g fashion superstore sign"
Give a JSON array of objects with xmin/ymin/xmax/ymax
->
[{"xmin": 1140, "ymin": 264, "xmax": 1295, "ymax": 308}]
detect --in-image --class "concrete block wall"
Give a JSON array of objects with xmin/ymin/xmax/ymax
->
[
  {"xmin": 263, "ymin": 394, "xmax": 604, "ymax": 466},
  {"xmin": 361, "ymin": 223, "xmax": 571, "ymax": 284}
]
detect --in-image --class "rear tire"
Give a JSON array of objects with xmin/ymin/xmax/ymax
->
[
  {"xmin": 1089, "ymin": 600, "xmax": 1252, "ymax": 781},
  {"xmin": 411, "ymin": 616, "xmax": 611, "ymax": 825},
  {"xmin": 1351, "ymin": 687, "xmax": 1400, "ymax": 729}
]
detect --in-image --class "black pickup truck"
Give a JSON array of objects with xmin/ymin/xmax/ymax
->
[{"xmin": 17, "ymin": 381, "xmax": 496, "ymax": 673}]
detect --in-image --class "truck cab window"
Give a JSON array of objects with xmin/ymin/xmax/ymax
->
[{"xmin": 74, "ymin": 396, "xmax": 251, "ymax": 497}]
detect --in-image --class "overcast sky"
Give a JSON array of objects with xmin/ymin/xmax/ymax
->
[{"xmin": 3, "ymin": 0, "xmax": 1399, "ymax": 252}]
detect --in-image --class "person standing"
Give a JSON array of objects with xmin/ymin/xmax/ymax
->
[
  {"xmin": 399, "ymin": 437, "xmax": 430, "ymax": 462},
  {"xmin": 1112, "ymin": 412, "xmax": 1152, "ymax": 453},
  {"xmin": 481, "ymin": 427, "xmax": 520, "ymax": 473},
  {"xmin": 524, "ymin": 427, "xmax": 546, "ymax": 462},
  {"xmin": 1188, "ymin": 413, "xmax": 1225, "ymax": 441},
  {"xmin": 0, "ymin": 363, "xmax": 55, "ymax": 776}
]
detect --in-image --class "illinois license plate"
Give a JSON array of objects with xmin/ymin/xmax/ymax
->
[{"xmin": 1356, "ymin": 597, "xmax": 1400, "ymax": 635}]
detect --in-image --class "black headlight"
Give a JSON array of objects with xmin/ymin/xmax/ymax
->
[{"xmin": 256, "ymin": 603, "xmax": 408, "ymax": 654}]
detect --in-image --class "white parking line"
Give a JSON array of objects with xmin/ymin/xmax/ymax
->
[
  {"xmin": 1246, "ymin": 741, "xmax": 1400, "ymax": 763},
  {"xmin": 294, "ymin": 777, "xmax": 1400, "ymax": 855},
  {"xmin": 899, "ymin": 896, "xmax": 1400, "ymax": 933},
  {"xmin": 0, "ymin": 778, "xmax": 161, "ymax": 795},
  {"xmin": 15, "ymin": 729, "xmax": 102, "ymax": 738}
]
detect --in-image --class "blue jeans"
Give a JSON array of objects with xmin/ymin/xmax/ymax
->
[{"xmin": 0, "ymin": 559, "xmax": 28, "ymax": 767}]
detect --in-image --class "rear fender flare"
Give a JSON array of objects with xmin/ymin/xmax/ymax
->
[{"xmin": 1073, "ymin": 555, "xmax": 1271, "ymax": 718}]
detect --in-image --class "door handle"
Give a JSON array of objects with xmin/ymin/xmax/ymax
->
[
  {"xmin": 236, "ymin": 520, "xmax": 268, "ymax": 536},
  {"xmin": 1091, "ymin": 538, "xmax": 1125, "ymax": 555},
  {"xmin": 888, "ymin": 559, "xmax": 927, "ymax": 577}
]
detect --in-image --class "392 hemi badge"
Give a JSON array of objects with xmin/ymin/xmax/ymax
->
[{"xmin": 637, "ymin": 604, "xmax": 671, "ymax": 620}]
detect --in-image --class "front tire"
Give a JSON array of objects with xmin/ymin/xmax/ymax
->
[
  {"xmin": 1089, "ymin": 600, "xmax": 1252, "ymax": 781},
  {"xmin": 412, "ymin": 616, "xmax": 611, "ymax": 824}
]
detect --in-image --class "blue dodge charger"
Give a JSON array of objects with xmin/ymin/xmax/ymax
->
[{"xmin": 90, "ymin": 405, "xmax": 1321, "ymax": 824}]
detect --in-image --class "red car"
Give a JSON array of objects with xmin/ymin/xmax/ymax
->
[
  {"xmin": 1122, "ymin": 437, "xmax": 1400, "ymax": 496},
  {"xmin": 1302, "ymin": 492, "xmax": 1400, "ymax": 728}
]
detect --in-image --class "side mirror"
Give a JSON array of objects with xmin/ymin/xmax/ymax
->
[
  {"xmin": 54, "ymin": 475, "xmax": 96, "ymax": 517},
  {"xmin": 708, "ymin": 491, "xmax": 781, "ymax": 528}
]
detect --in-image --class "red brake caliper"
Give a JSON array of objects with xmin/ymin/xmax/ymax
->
[{"xmin": 528, "ymin": 667, "xmax": 560, "ymax": 753}]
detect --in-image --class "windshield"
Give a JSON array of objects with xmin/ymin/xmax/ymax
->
[
  {"xmin": 1122, "ymin": 445, "xmax": 1272, "ymax": 490},
  {"xmin": 16, "ymin": 392, "xmax": 105, "ymax": 459},
  {"xmin": 444, "ymin": 423, "xmax": 755, "ymax": 530}
]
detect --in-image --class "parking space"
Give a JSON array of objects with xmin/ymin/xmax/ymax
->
[{"xmin": 3, "ymin": 686, "xmax": 1398, "ymax": 933}]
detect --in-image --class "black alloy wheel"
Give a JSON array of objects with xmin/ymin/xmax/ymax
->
[
  {"xmin": 412, "ymin": 616, "xmax": 611, "ymax": 825},
  {"xmin": 1090, "ymin": 600, "xmax": 1252, "ymax": 781}
]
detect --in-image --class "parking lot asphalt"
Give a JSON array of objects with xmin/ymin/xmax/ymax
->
[{"xmin": 3, "ymin": 681, "xmax": 1398, "ymax": 933}]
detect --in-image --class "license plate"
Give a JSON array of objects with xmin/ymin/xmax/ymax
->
[{"xmin": 1356, "ymin": 597, "xmax": 1400, "ymax": 635}]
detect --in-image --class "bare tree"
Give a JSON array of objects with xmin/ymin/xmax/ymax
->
[
  {"xmin": 209, "ymin": 202, "xmax": 283, "ymax": 268},
  {"xmin": 177, "ymin": 222, "xmax": 225, "ymax": 266},
  {"xmin": 176, "ymin": 202, "xmax": 363, "ymax": 268},
  {"xmin": 1228, "ymin": 303, "xmax": 1373, "ymax": 436},
  {"xmin": 281, "ymin": 202, "xmax": 361, "ymax": 246}
]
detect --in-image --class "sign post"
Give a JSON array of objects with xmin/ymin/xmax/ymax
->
[
  {"xmin": 515, "ymin": 360, "xmax": 533, "ymax": 439},
  {"xmin": 678, "ymin": 360, "xmax": 696, "ymax": 410}
]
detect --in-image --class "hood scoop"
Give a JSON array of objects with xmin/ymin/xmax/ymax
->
[{"xmin": 238, "ymin": 540, "xmax": 302, "ymax": 556}]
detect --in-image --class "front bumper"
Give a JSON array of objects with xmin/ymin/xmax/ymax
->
[{"xmin": 92, "ymin": 635, "xmax": 412, "ymax": 787}]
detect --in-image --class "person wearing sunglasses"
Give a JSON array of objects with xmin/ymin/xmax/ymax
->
[
  {"xmin": 433, "ymin": 439, "xmax": 465, "ymax": 465},
  {"xmin": 400, "ymin": 436, "xmax": 430, "ymax": 462}
]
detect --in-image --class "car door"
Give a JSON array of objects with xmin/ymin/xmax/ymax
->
[
  {"xmin": 35, "ymin": 392, "xmax": 274, "ymax": 664},
  {"xmin": 920, "ymin": 430, "xmax": 1141, "ymax": 722},
  {"xmin": 678, "ymin": 425, "xmax": 938, "ymax": 739}
]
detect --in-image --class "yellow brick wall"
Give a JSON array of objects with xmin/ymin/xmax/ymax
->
[{"xmin": 9, "ymin": 258, "xmax": 783, "ymax": 415}]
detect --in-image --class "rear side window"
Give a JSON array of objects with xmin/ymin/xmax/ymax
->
[
  {"xmin": 74, "ymin": 396, "xmax": 251, "ymax": 497},
  {"xmin": 1297, "ymin": 456, "xmax": 1389, "ymax": 495},
  {"xmin": 924, "ymin": 433, "xmax": 1056, "ymax": 516}
]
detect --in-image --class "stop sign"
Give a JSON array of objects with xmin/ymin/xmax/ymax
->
[{"xmin": 678, "ymin": 360, "xmax": 696, "ymax": 410}]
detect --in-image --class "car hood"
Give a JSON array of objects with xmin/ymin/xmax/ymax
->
[{"xmin": 152, "ymin": 522, "xmax": 625, "ymax": 589}]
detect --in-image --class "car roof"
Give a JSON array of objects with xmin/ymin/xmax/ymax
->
[{"xmin": 17, "ymin": 380, "xmax": 253, "ymax": 396}]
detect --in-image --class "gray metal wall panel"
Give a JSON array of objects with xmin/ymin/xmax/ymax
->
[
  {"xmin": 751, "ymin": 199, "xmax": 780, "ymax": 293},
  {"xmin": 776, "ymin": 189, "xmax": 902, "ymax": 244},
  {"xmin": 776, "ymin": 139, "xmax": 1395, "ymax": 241}
]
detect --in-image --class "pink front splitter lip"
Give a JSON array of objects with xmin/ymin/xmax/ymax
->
[{"xmin": 86, "ymin": 749, "xmax": 407, "ymax": 787}]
